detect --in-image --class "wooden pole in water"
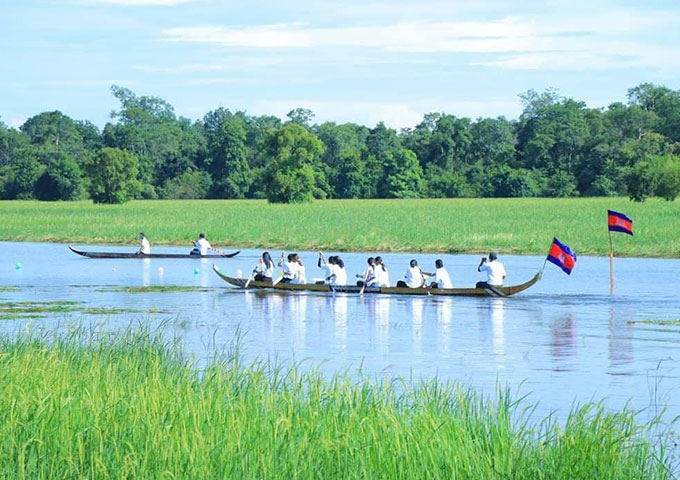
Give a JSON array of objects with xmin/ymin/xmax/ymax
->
[{"xmin": 608, "ymin": 229, "xmax": 614, "ymax": 294}]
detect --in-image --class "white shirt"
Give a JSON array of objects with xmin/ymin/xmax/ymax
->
[
  {"xmin": 374, "ymin": 265, "xmax": 390, "ymax": 287},
  {"xmin": 295, "ymin": 264, "xmax": 307, "ymax": 284},
  {"xmin": 283, "ymin": 261, "xmax": 296, "ymax": 280},
  {"xmin": 361, "ymin": 265, "xmax": 377, "ymax": 286},
  {"xmin": 405, "ymin": 266, "xmax": 425, "ymax": 288},
  {"xmin": 435, "ymin": 267, "xmax": 452, "ymax": 289},
  {"xmin": 139, "ymin": 237, "xmax": 150, "ymax": 254},
  {"xmin": 263, "ymin": 261, "xmax": 275, "ymax": 278},
  {"xmin": 196, "ymin": 238, "xmax": 211, "ymax": 255},
  {"xmin": 480, "ymin": 260, "xmax": 506, "ymax": 286},
  {"xmin": 330, "ymin": 264, "xmax": 347, "ymax": 286}
]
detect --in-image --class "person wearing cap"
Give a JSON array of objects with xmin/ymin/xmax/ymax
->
[
  {"xmin": 136, "ymin": 232, "xmax": 150, "ymax": 255},
  {"xmin": 476, "ymin": 252, "xmax": 506, "ymax": 288}
]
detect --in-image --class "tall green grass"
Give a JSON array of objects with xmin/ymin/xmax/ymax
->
[
  {"xmin": 0, "ymin": 328, "xmax": 674, "ymax": 479},
  {"xmin": 0, "ymin": 197, "xmax": 679, "ymax": 256}
]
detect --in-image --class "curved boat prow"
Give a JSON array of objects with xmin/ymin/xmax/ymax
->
[{"xmin": 68, "ymin": 245, "xmax": 88, "ymax": 257}]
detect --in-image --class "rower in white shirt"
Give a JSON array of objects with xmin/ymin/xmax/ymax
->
[
  {"xmin": 374, "ymin": 256, "xmax": 390, "ymax": 287},
  {"xmin": 327, "ymin": 257, "xmax": 347, "ymax": 286},
  {"xmin": 278, "ymin": 253, "xmax": 297, "ymax": 283},
  {"xmin": 356, "ymin": 257, "xmax": 377, "ymax": 287},
  {"xmin": 136, "ymin": 232, "xmax": 150, "ymax": 255},
  {"xmin": 317, "ymin": 253, "xmax": 334, "ymax": 284},
  {"xmin": 476, "ymin": 252, "xmax": 506, "ymax": 288},
  {"xmin": 428, "ymin": 259, "xmax": 452, "ymax": 289},
  {"xmin": 190, "ymin": 233, "xmax": 211, "ymax": 256},
  {"xmin": 397, "ymin": 259, "xmax": 426, "ymax": 288}
]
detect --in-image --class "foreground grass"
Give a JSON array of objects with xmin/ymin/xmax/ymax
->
[
  {"xmin": 0, "ymin": 329, "xmax": 674, "ymax": 479},
  {"xmin": 0, "ymin": 198, "xmax": 678, "ymax": 256}
]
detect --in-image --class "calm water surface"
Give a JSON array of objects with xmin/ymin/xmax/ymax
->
[{"xmin": 1, "ymin": 242, "xmax": 679, "ymax": 423}]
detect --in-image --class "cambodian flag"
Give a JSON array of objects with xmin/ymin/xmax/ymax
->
[
  {"xmin": 547, "ymin": 237, "xmax": 577, "ymax": 275},
  {"xmin": 608, "ymin": 210, "xmax": 633, "ymax": 236}
]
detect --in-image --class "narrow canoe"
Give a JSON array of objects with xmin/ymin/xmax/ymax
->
[
  {"xmin": 69, "ymin": 245, "xmax": 240, "ymax": 259},
  {"xmin": 212, "ymin": 265, "xmax": 540, "ymax": 297}
]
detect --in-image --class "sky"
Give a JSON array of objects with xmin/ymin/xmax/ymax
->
[{"xmin": 1, "ymin": 0, "xmax": 680, "ymax": 129}]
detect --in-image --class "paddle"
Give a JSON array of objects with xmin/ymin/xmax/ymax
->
[
  {"xmin": 359, "ymin": 269, "xmax": 370, "ymax": 295},
  {"xmin": 244, "ymin": 269, "xmax": 256, "ymax": 289}
]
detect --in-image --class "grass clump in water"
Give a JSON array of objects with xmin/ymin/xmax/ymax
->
[{"xmin": 0, "ymin": 328, "xmax": 674, "ymax": 479}]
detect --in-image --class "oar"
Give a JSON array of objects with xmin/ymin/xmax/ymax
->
[
  {"xmin": 359, "ymin": 269, "xmax": 370, "ymax": 295},
  {"xmin": 244, "ymin": 269, "xmax": 256, "ymax": 289}
]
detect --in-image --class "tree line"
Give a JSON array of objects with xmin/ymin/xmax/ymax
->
[{"xmin": 1, "ymin": 83, "xmax": 679, "ymax": 204}]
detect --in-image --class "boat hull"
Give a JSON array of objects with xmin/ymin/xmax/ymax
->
[
  {"xmin": 213, "ymin": 265, "xmax": 540, "ymax": 297},
  {"xmin": 69, "ymin": 245, "xmax": 240, "ymax": 259}
]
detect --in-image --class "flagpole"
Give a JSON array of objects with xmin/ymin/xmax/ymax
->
[
  {"xmin": 608, "ymin": 228, "xmax": 614, "ymax": 294},
  {"xmin": 539, "ymin": 241, "xmax": 552, "ymax": 278}
]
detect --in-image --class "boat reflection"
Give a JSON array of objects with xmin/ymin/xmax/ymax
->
[
  {"xmin": 375, "ymin": 296, "xmax": 390, "ymax": 355},
  {"xmin": 333, "ymin": 294, "xmax": 348, "ymax": 353},
  {"xmin": 436, "ymin": 298, "xmax": 453, "ymax": 356},
  {"xmin": 410, "ymin": 298, "xmax": 425, "ymax": 355},
  {"xmin": 490, "ymin": 298, "xmax": 505, "ymax": 358}
]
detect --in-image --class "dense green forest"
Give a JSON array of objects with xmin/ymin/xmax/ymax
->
[{"xmin": 1, "ymin": 83, "xmax": 679, "ymax": 203}]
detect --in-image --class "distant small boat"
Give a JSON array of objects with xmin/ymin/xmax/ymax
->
[
  {"xmin": 69, "ymin": 245, "xmax": 240, "ymax": 259},
  {"xmin": 213, "ymin": 265, "xmax": 540, "ymax": 297}
]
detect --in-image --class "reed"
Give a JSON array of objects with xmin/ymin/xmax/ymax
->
[
  {"xmin": 1, "ymin": 197, "xmax": 678, "ymax": 257},
  {"xmin": 0, "ymin": 327, "xmax": 673, "ymax": 479}
]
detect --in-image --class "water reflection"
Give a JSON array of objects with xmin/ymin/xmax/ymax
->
[
  {"xmin": 608, "ymin": 306, "xmax": 633, "ymax": 371},
  {"xmin": 410, "ymin": 298, "xmax": 425, "ymax": 355},
  {"xmin": 333, "ymin": 294, "xmax": 348, "ymax": 353},
  {"xmin": 551, "ymin": 314, "xmax": 576, "ymax": 371},
  {"xmin": 436, "ymin": 299, "xmax": 453, "ymax": 356},
  {"xmin": 142, "ymin": 259, "xmax": 151, "ymax": 286},
  {"xmin": 490, "ymin": 299, "xmax": 506, "ymax": 359},
  {"xmin": 375, "ymin": 296, "xmax": 390, "ymax": 355}
]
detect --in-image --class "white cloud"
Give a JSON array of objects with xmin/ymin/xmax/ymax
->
[
  {"xmin": 135, "ymin": 63, "xmax": 232, "ymax": 74},
  {"xmin": 162, "ymin": 18, "xmax": 538, "ymax": 52},
  {"xmin": 83, "ymin": 0, "xmax": 197, "ymax": 5}
]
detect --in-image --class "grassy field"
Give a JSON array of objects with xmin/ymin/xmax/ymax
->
[
  {"xmin": 0, "ymin": 328, "xmax": 674, "ymax": 479},
  {"xmin": 0, "ymin": 198, "xmax": 678, "ymax": 257}
]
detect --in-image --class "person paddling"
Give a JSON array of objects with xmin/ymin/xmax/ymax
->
[
  {"xmin": 397, "ymin": 259, "xmax": 426, "ymax": 288},
  {"xmin": 429, "ymin": 259, "xmax": 452, "ymax": 289},
  {"xmin": 278, "ymin": 253, "xmax": 296, "ymax": 283},
  {"xmin": 253, "ymin": 252, "xmax": 275, "ymax": 282},
  {"xmin": 326, "ymin": 256, "xmax": 347, "ymax": 286},
  {"xmin": 136, "ymin": 232, "xmax": 150, "ymax": 255},
  {"xmin": 190, "ymin": 233, "xmax": 211, "ymax": 256},
  {"xmin": 374, "ymin": 256, "xmax": 390, "ymax": 287},
  {"xmin": 356, "ymin": 257, "xmax": 376, "ymax": 287},
  {"xmin": 476, "ymin": 252, "xmax": 506, "ymax": 288}
]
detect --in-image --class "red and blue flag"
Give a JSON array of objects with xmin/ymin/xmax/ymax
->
[
  {"xmin": 547, "ymin": 237, "xmax": 577, "ymax": 275},
  {"xmin": 608, "ymin": 210, "xmax": 633, "ymax": 236}
]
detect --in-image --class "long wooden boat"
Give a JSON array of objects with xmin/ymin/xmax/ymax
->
[
  {"xmin": 213, "ymin": 265, "xmax": 540, "ymax": 297},
  {"xmin": 69, "ymin": 245, "xmax": 240, "ymax": 259}
]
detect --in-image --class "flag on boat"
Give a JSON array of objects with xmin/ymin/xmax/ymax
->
[
  {"xmin": 547, "ymin": 237, "xmax": 577, "ymax": 275},
  {"xmin": 608, "ymin": 210, "xmax": 633, "ymax": 236}
]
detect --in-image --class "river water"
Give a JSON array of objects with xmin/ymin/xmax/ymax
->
[{"xmin": 1, "ymin": 242, "xmax": 679, "ymax": 424}]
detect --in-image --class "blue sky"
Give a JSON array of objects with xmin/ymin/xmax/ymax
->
[{"xmin": 2, "ymin": 0, "xmax": 679, "ymax": 129}]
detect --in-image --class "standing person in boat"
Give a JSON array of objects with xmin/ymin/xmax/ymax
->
[
  {"xmin": 429, "ymin": 259, "xmax": 452, "ymax": 289},
  {"xmin": 356, "ymin": 257, "xmax": 376, "ymax": 287},
  {"xmin": 190, "ymin": 233, "xmax": 211, "ymax": 256},
  {"xmin": 397, "ymin": 259, "xmax": 426, "ymax": 288},
  {"xmin": 253, "ymin": 252, "xmax": 275, "ymax": 282},
  {"xmin": 136, "ymin": 232, "xmax": 150, "ymax": 255},
  {"xmin": 476, "ymin": 252, "xmax": 506, "ymax": 288},
  {"xmin": 374, "ymin": 256, "xmax": 390, "ymax": 287}
]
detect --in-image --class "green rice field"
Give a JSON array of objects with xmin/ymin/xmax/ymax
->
[
  {"xmin": 0, "ymin": 328, "xmax": 674, "ymax": 479},
  {"xmin": 0, "ymin": 198, "xmax": 678, "ymax": 257}
]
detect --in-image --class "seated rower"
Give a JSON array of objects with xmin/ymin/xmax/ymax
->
[
  {"xmin": 190, "ymin": 233, "xmax": 211, "ymax": 256},
  {"xmin": 356, "ymin": 257, "xmax": 377, "ymax": 287},
  {"xmin": 278, "ymin": 253, "xmax": 296, "ymax": 283},
  {"xmin": 476, "ymin": 252, "xmax": 506, "ymax": 288},
  {"xmin": 292, "ymin": 253, "xmax": 307, "ymax": 284},
  {"xmin": 374, "ymin": 256, "xmax": 390, "ymax": 287},
  {"xmin": 136, "ymin": 232, "xmax": 150, "ymax": 255},
  {"xmin": 253, "ymin": 252, "xmax": 275, "ymax": 282},
  {"xmin": 397, "ymin": 259, "xmax": 426, "ymax": 288},
  {"xmin": 317, "ymin": 253, "xmax": 334, "ymax": 284},
  {"xmin": 326, "ymin": 256, "xmax": 347, "ymax": 286},
  {"xmin": 429, "ymin": 259, "xmax": 452, "ymax": 289}
]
